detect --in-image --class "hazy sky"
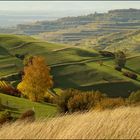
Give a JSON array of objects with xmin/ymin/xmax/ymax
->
[{"xmin": 0, "ymin": 1, "xmax": 140, "ymax": 13}]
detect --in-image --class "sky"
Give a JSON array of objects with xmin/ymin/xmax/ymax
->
[{"xmin": 0, "ymin": 1, "xmax": 140, "ymax": 13}]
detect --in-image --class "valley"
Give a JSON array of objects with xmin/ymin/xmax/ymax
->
[
  {"xmin": 1, "ymin": 8, "xmax": 140, "ymax": 119},
  {"xmin": 0, "ymin": 34, "xmax": 140, "ymax": 98}
]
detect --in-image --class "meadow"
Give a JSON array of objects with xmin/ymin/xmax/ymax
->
[
  {"xmin": 0, "ymin": 93, "xmax": 57, "ymax": 118},
  {"xmin": 0, "ymin": 106, "xmax": 140, "ymax": 139},
  {"xmin": 1, "ymin": 34, "xmax": 140, "ymax": 98}
]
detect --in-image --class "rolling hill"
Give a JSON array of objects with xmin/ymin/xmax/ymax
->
[
  {"xmin": 0, "ymin": 93, "xmax": 57, "ymax": 118},
  {"xmin": 0, "ymin": 34, "xmax": 140, "ymax": 98}
]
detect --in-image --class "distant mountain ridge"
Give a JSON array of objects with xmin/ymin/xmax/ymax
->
[{"xmin": 16, "ymin": 9, "xmax": 140, "ymax": 35}]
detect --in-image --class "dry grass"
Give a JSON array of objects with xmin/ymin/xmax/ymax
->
[{"xmin": 0, "ymin": 106, "xmax": 140, "ymax": 139}]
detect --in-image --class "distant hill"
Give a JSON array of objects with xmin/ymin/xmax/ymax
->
[
  {"xmin": 23, "ymin": 9, "xmax": 140, "ymax": 54},
  {"xmin": 2, "ymin": 9, "xmax": 140, "ymax": 54},
  {"xmin": 16, "ymin": 9, "xmax": 140, "ymax": 35}
]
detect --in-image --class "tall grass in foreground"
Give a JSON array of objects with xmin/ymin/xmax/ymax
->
[{"xmin": 0, "ymin": 107, "xmax": 140, "ymax": 139}]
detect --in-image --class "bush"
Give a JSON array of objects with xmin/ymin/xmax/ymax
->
[
  {"xmin": 44, "ymin": 94, "xmax": 55, "ymax": 104},
  {"xmin": 115, "ymin": 51, "xmax": 126, "ymax": 68},
  {"xmin": 56, "ymin": 89, "xmax": 105, "ymax": 113},
  {"xmin": 123, "ymin": 71, "xmax": 137, "ymax": 80},
  {"xmin": 19, "ymin": 109, "xmax": 35, "ymax": 122},
  {"xmin": 128, "ymin": 90, "xmax": 140, "ymax": 104},
  {"xmin": 96, "ymin": 97, "xmax": 126, "ymax": 110},
  {"xmin": 0, "ymin": 110, "xmax": 13, "ymax": 125},
  {"xmin": 115, "ymin": 65, "xmax": 122, "ymax": 71},
  {"xmin": 99, "ymin": 51, "xmax": 115, "ymax": 57},
  {"xmin": 15, "ymin": 54, "xmax": 25, "ymax": 60}
]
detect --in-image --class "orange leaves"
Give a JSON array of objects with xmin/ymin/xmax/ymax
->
[{"xmin": 18, "ymin": 56, "xmax": 53, "ymax": 102}]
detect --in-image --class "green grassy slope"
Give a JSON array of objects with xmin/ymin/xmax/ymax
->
[
  {"xmin": 0, "ymin": 34, "xmax": 100, "ymax": 76},
  {"xmin": 0, "ymin": 34, "xmax": 140, "ymax": 98},
  {"xmin": 52, "ymin": 60, "xmax": 140, "ymax": 97},
  {"xmin": 0, "ymin": 93, "xmax": 57, "ymax": 118},
  {"xmin": 126, "ymin": 56, "xmax": 140, "ymax": 74}
]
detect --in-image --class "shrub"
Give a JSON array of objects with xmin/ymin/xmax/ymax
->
[
  {"xmin": 99, "ymin": 51, "xmax": 114, "ymax": 57},
  {"xmin": 115, "ymin": 51, "xmax": 126, "ymax": 68},
  {"xmin": 123, "ymin": 71, "xmax": 137, "ymax": 80},
  {"xmin": 56, "ymin": 89, "xmax": 105, "ymax": 113},
  {"xmin": 115, "ymin": 65, "xmax": 122, "ymax": 71},
  {"xmin": 19, "ymin": 109, "xmax": 35, "ymax": 122},
  {"xmin": 15, "ymin": 54, "xmax": 25, "ymax": 60},
  {"xmin": 0, "ymin": 110, "xmax": 13, "ymax": 125},
  {"xmin": 96, "ymin": 97, "xmax": 126, "ymax": 110},
  {"xmin": 128, "ymin": 90, "xmax": 140, "ymax": 104},
  {"xmin": 44, "ymin": 94, "xmax": 55, "ymax": 104}
]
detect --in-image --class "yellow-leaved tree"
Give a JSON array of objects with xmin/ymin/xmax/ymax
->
[{"xmin": 17, "ymin": 56, "xmax": 53, "ymax": 102}]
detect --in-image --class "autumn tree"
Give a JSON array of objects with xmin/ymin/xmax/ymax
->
[{"xmin": 17, "ymin": 56, "xmax": 53, "ymax": 102}]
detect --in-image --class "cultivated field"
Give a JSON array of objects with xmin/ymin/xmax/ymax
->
[{"xmin": 0, "ymin": 106, "xmax": 140, "ymax": 139}]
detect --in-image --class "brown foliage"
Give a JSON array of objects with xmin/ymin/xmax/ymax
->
[
  {"xmin": 56, "ymin": 89, "xmax": 105, "ymax": 113},
  {"xmin": 18, "ymin": 56, "xmax": 53, "ymax": 102},
  {"xmin": 123, "ymin": 71, "xmax": 137, "ymax": 80},
  {"xmin": 96, "ymin": 97, "xmax": 126, "ymax": 110},
  {"xmin": 19, "ymin": 109, "xmax": 35, "ymax": 122}
]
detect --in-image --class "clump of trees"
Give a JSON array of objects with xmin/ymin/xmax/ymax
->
[
  {"xmin": 17, "ymin": 56, "xmax": 53, "ymax": 102},
  {"xmin": 115, "ymin": 51, "xmax": 126, "ymax": 68},
  {"xmin": 99, "ymin": 51, "xmax": 115, "ymax": 57},
  {"xmin": 56, "ymin": 89, "xmax": 106, "ymax": 113},
  {"xmin": 114, "ymin": 65, "xmax": 122, "ymax": 71},
  {"xmin": 55, "ymin": 89, "xmax": 128, "ymax": 113},
  {"xmin": 123, "ymin": 71, "xmax": 137, "ymax": 80}
]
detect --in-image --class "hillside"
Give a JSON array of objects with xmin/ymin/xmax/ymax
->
[
  {"xmin": 0, "ymin": 93, "xmax": 57, "ymax": 118},
  {"xmin": 0, "ymin": 106, "xmax": 140, "ymax": 139},
  {"xmin": 10, "ymin": 9, "xmax": 140, "ymax": 53},
  {"xmin": 0, "ymin": 34, "xmax": 140, "ymax": 97},
  {"xmin": 17, "ymin": 9, "xmax": 140, "ymax": 35},
  {"xmin": 2, "ymin": 9, "xmax": 140, "ymax": 54}
]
